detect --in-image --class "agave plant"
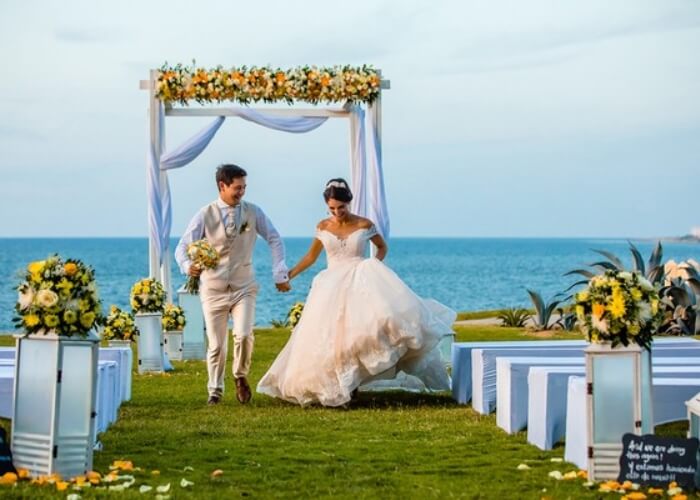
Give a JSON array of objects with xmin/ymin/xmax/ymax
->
[
  {"xmin": 659, "ymin": 276, "xmax": 700, "ymax": 335},
  {"xmin": 497, "ymin": 308, "xmax": 531, "ymax": 328},
  {"xmin": 555, "ymin": 308, "xmax": 578, "ymax": 331},
  {"xmin": 270, "ymin": 317, "xmax": 288, "ymax": 328},
  {"xmin": 564, "ymin": 241, "xmax": 666, "ymax": 293},
  {"xmin": 526, "ymin": 290, "xmax": 562, "ymax": 330}
]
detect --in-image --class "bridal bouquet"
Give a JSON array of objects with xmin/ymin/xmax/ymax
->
[
  {"xmin": 103, "ymin": 305, "xmax": 139, "ymax": 341},
  {"xmin": 287, "ymin": 302, "xmax": 304, "ymax": 329},
  {"xmin": 13, "ymin": 255, "xmax": 103, "ymax": 337},
  {"xmin": 575, "ymin": 270, "xmax": 663, "ymax": 349},
  {"xmin": 162, "ymin": 303, "xmax": 186, "ymax": 331},
  {"xmin": 185, "ymin": 239, "xmax": 220, "ymax": 293},
  {"xmin": 130, "ymin": 278, "xmax": 166, "ymax": 314}
]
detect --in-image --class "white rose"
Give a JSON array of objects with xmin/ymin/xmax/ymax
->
[
  {"xmin": 638, "ymin": 302, "xmax": 652, "ymax": 321},
  {"xmin": 618, "ymin": 271, "xmax": 633, "ymax": 282},
  {"xmin": 591, "ymin": 315, "xmax": 609, "ymax": 333},
  {"xmin": 638, "ymin": 277, "xmax": 653, "ymax": 291},
  {"xmin": 36, "ymin": 289, "xmax": 59, "ymax": 308},
  {"xmin": 18, "ymin": 287, "xmax": 35, "ymax": 311}
]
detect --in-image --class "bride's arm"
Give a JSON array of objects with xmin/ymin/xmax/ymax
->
[
  {"xmin": 288, "ymin": 239, "xmax": 324, "ymax": 280},
  {"xmin": 370, "ymin": 234, "xmax": 388, "ymax": 261}
]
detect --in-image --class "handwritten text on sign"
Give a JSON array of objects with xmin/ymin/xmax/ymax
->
[{"xmin": 619, "ymin": 433, "xmax": 698, "ymax": 489}]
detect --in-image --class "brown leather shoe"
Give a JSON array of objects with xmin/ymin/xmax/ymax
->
[{"xmin": 235, "ymin": 377, "xmax": 252, "ymax": 404}]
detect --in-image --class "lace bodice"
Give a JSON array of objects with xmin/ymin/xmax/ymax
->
[{"xmin": 315, "ymin": 226, "xmax": 378, "ymax": 266}]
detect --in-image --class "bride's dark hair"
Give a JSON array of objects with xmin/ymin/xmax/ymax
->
[{"xmin": 323, "ymin": 178, "xmax": 353, "ymax": 203}]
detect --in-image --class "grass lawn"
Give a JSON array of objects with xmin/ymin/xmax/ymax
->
[{"xmin": 0, "ymin": 326, "xmax": 687, "ymax": 499}]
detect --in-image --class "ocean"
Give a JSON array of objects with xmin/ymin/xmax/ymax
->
[{"xmin": 1, "ymin": 237, "xmax": 698, "ymax": 332}]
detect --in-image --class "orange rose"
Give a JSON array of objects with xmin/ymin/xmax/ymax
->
[
  {"xmin": 592, "ymin": 303, "xmax": 606, "ymax": 319},
  {"xmin": 64, "ymin": 262, "xmax": 78, "ymax": 276}
]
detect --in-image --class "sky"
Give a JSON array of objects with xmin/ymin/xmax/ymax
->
[{"xmin": 0, "ymin": 0, "xmax": 699, "ymax": 238}]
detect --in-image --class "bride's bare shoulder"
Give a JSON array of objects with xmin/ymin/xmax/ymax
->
[
  {"xmin": 316, "ymin": 219, "xmax": 332, "ymax": 231},
  {"xmin": 355, "ymin": 216, "xmax": 374, "ymax": 229}
]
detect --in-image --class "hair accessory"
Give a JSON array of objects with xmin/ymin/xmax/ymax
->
[{"xmin": 326, "ymin": 180, "xmax": 347, "ymax": 189}]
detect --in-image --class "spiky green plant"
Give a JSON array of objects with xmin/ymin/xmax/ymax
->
[
  {"xmin": 526, "ymin": 290, "xmax": 562, "ymax": 330},
  {"xmin": 496, "ymin": 308, "xmax": 531, "ymax": 328}
]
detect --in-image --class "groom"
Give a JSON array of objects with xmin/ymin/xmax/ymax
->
[{"xmin": 175, "ymin": 164, "xmax": 290, "ymax": 405}]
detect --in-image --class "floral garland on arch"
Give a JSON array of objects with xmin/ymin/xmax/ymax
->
[{"xmin": 156, "ymin": 63, "xmax": 382, "ymax": 105}]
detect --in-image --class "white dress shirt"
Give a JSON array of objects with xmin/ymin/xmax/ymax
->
[{"xmin": 175, "ymin": 198, "xmax": 289, "ymax": 283}]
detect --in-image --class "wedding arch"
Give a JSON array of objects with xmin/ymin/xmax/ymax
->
[{"xmin": 139, "ymin": 64, "xmax": 391, "ymax": 297}]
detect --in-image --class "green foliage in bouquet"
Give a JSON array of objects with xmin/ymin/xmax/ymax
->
[{"xmin": 13, "ymin": 255, "xmax": 103, "ymax": 337}]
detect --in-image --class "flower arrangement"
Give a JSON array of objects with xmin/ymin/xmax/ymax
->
[
  {"xmin": 129, "ymin": 278, "xmax": 166, "ymax": 314},
  {"xmin": 575, "ymin": 270, "xmax": 663, "ymax": 349},
  {"xmin": 102, "ymin": 305, "xmax": 139, "ymax": 342},
  {"xmin": 185, "ymin": 239, "xmax": 220, "ymax": 293},
  {"xmin": 162, "ymin": 304, "xmax": 186, "ymax": 332},
  {"xmin": 13, "ymin": 255, "xmax": 103, "ymax": 337},
  {"xmin": 156, "ymin": 63, "xmax": 381, "ymax": 105},
  {"xmin": 287, "ymin": 302, "xmax": 304, "ymax": 329}
]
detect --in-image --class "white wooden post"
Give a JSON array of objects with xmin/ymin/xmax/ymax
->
[{"xmin": 147, "ymin": 69, "xmax": 161, "ymax": 283}]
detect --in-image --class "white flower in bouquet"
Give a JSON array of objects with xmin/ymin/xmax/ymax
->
[
  {"xmin": 591, "ymin": 314, "xmax": 608, "ymax": 334},
  {"xmin": 17, "ymin": 286, "xmax": 35, "ymax": 311},
  {"xmin": 36, "ymin": 289, "xmax": 59, "ymax": 308}
]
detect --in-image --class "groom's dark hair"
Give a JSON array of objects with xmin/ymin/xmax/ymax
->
[{"xmin": 216, "ymin": 164, "xmax": 247, "ymax": 187}]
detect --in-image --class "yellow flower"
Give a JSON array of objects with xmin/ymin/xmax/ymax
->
[
  {"xmin": 628, "ymin": 323, "xmax": 640, "ymax": 336},
  {"xmin": 630, "ymin": 288, "xmax": 642, "ymax": 301},
  {"xmin": 592, "ymin": 303, "xmax": 606, "ymax": 319},
  {"xmin": 80, "ymin": 312, "xmax": 96, "ymax": 328},
  {"xmin": 63, "ymin": 262, "xmax": 78, "ymax": 276},
  {"xmin": 23, "ymin": 314, "xmax": 40, "ymax": 327},
  {"xmin": 63, "ymin": 310, "xmax": 77, "ymax": 325},
  {"xmin": 44, "ymin": 314, "xmax": 59, "ymax": 328},
  {"xmin": 575, "ymin": 305, "xmax": 585, "ymax": 318},
  {"xmin": 576, "ymin": 291, "xmax": 589, "ymax": 302},
  {"xmin": 608, "ymin": 288, "xmax": 626, "ymax": 319},
  {"xmin": 651, "ymin": 299, "xmax": 659, "ymax": 315},
  {"xmin": 27, "ymin": 260, "xmax": 45, "ymax": 275}
]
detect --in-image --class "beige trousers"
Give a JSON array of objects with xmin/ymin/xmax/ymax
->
[{"xmin": 200, "ymin": 284, "xmax": 257, "ymax": 397}]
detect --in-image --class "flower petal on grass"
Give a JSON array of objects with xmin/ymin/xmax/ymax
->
[
  {"xmin": 139, "ymin": 485, "xmax": 153, "ymax": 493},
  {"xmin": 180, "ymin": 478, "xmax": 194, "ymax": 488},
  {"xmin": 548, "ymin": 471, "xmax": 563, "ymax": 480},
  {"xmin": 211, "ymin": 469, "xmax": 224, "ymax": 477},
  {"xmin": 156, "ymin": 483, "xmax": 171, "ymax": 493},
  {"xmin": 183, "ymin": 466, "xmax": 194, "ymax": 472},
  {"xmin": 549, "ymin": 458, "xmax": 563, "ymax": 462}
]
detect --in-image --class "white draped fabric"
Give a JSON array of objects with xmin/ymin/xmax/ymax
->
[{"xmin": 147, "ymin": 102, "xmax": 388, "ymax": 294}]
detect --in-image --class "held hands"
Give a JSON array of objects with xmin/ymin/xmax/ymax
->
[
  {"xmin": 275, "ymin": 281, "xmax": 291, "ymax": 293},
  {"xmin": 188, "ymin": 264, "xmax": 202, "ymax": 277}
]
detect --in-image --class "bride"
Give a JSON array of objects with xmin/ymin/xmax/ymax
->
[{"xmin": 257, "ymin": 178, "xmax": 455, "ymax": 407}]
